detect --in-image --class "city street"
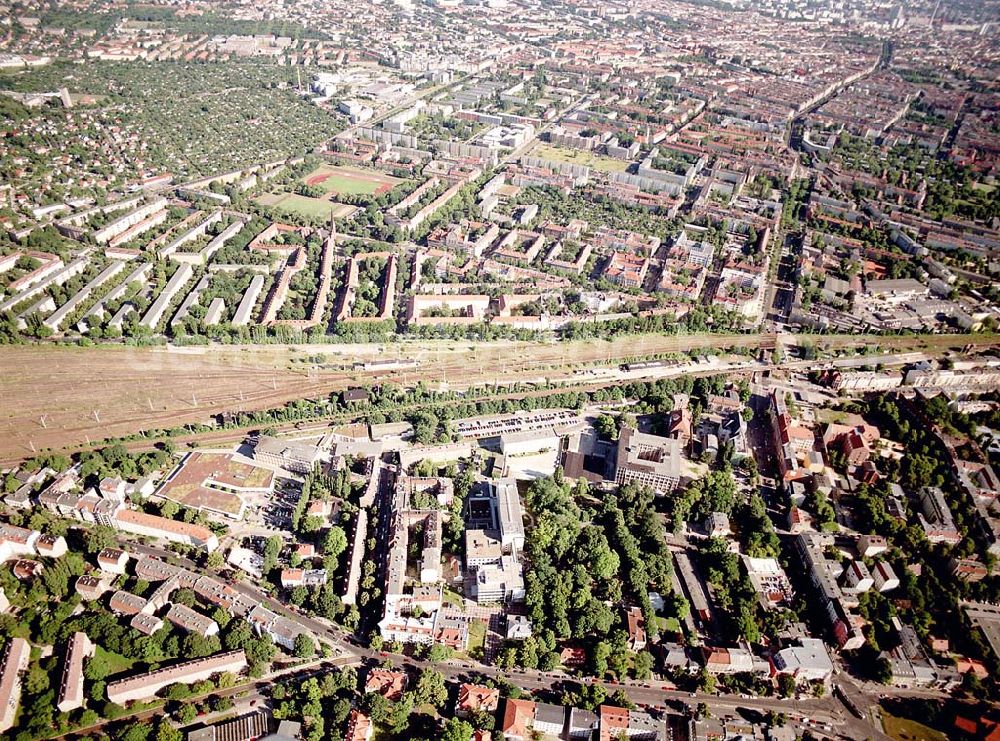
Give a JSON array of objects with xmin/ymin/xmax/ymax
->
[{"xmin": 122, "ymin": 538, "xmax": 897, "ymax": 740}]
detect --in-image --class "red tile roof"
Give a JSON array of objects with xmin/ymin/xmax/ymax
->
[
  {"xmin": 501, "ymin": 698, "xmax": 536, "ymax": 739},
  {"xmin": 458, "ymin": 684, "xmax": 500, "ymax": 714},
  {"xmin": 364, "ymin": 669, "xmax": 407, "ymax": 701}
]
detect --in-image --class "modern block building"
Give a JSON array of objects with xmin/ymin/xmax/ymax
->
[
  {"xmin": 614, "ymin": 427, "xmax": 681, "ymax": 493},
  {"xmin": 252, "ymin": 436, "xmax": 327, "ymax": 474}
]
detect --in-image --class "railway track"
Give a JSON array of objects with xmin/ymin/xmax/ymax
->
[{"xmin": 1, "ymin": 332, "xmax": 995, "ymax": 463}]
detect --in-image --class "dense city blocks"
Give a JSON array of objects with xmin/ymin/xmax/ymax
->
[{"xmin": 0, "ymin": 0, "xmax": 999, "ymax": 740}]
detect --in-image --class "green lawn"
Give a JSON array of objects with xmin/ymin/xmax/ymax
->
[
  {"xmin": 442, "ymin": 587, "xmax": 465, "ymax": 610},
  {"xmin": 881, "ymin": 711, "xmax": 948, "ymax": 741},
  {"xmin": 533, "ymin": 144, "xmax": 632, "ymax": 173},
  {"xmin": 277, "ymin": 192, "xmax": 338, "ymax": 217},
  {"xmin": 321, "ymin": 173, "xmax": 382, "ymax": 195},
  {"xmin": 95, "ymin": 645, "xmax": 134, "ymax": 677},
  {"xmin": 259, "ymin": 192, "xmax": 354, "ymax": 219},
  {"xmin": 658, "ymin": 616, "xmax": 682, "ymax": 634},
  {"xmin": 467, "ymin": 620, "xmax": 486, "ymax": 657}
]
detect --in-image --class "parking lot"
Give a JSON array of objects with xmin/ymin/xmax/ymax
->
[{"xmin": 247, "ymin": 478, "xmax": 302, "ymax": 532}]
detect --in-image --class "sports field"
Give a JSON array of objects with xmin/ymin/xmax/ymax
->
[
  {"xmin": 256, "ymin": 192, "xmax": 358, "ymax": 220},
  {"xmin": 302, "ymin": 164, "xmax": 405, "ymax": 196}
]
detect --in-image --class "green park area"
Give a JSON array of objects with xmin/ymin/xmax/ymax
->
[
  {"xmin": 881, "ymin": 711, "xmax": 948, "ymax": 741},
  {"xmin": 93, "ymin": 645, "xmax": 135, "ymax": 677},
  {"xmin": 256, "ymin": 192, "xmax": 357, "ymax": 220},
  {"xmin": 533, "ymin": 144, "xmax": 632, "ymax": 173}
]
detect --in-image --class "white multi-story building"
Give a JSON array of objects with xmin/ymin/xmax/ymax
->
[
  {"xmin": 615, "ymin": 427, "xmax": 681, "ymax": 493},
  {"xmin": 253, "ymin": 436, "xmax": 327, "ymax": 474},
  {"xmin": 471, "ymin": 555, "xmax": 525, "ymax": 603},
  {"xmin": 841, "ymin": 560, "xmax": 874, "ymax": 594},
  {"xmin": 494, "ymin": 479, "xmax": 525, "ymax": 553},
  {"xmin": 772, "ymin": 638, "xmax": 834, "ymax": 683},
  {"xmin": 0, "ymin": 638, "xmax": 31, "ymax": 732},
  {"xmin": 873, "ymin": 561, "xmax": 900, "ymax": 593}
]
